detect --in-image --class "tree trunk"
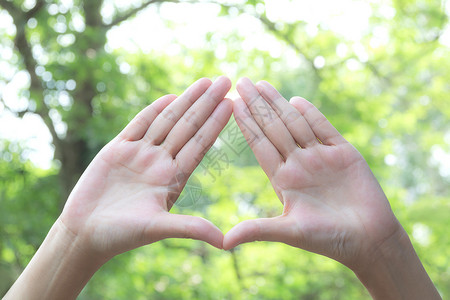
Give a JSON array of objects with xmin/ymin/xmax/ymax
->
[{"xmin": 0, "ymin": 0, "xmax": 174, "ymax": 208}]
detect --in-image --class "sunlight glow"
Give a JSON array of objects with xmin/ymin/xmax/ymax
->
[{"xmin": 2, "ymin": 1, "xmax": 448, "ymax": 169}]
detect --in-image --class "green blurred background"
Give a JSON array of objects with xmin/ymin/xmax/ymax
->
[{"xmin": 0, "ymin": 0, "xmax": 449, "ymax": 299}]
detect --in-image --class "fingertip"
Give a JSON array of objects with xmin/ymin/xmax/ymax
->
[
  {"xmin": 197, "ymin": 77, "xmax": 213, "ymax": 86},
  {"xmin": 236, "ymin": 77, "xmax": 254, "ymax": 92},
  {"xmin": 289, "ymin": 96, "xmax": 309, "ymax": 105},
  {"xmin": 221, "ymin": 97, "xmax": 233, "ymax": 107},
  {"xmin": 215, "ymin": 75, "xmax": 232, "ymax": 89},
  {"xmin": 237, "ymin": 76, "xmax": 252, "ymax": 84},
  {"xmin": 223, "ymin": 220, "xmax": 256, "ymax": 250},
  {"xmin": 222, "ymin": 232, "xmax": 239, "ymax": 251},
  {"xmin": 290, "ymin": 96, "xmax": 304, "ymax": 108},
  {"xmin": 154, "ymin": 94, "xmax": 177, "ymax": 104},
  {"xmin": 255, "ymin": 81, "xmax": 282, "ymax": 103},
  {"xmin": 208, "ymin": 230, "xmax": 224, "ymax": 250},
  {"xmin": 195, "ymin": 217, "xmax": 225, "ymax": 250},
  {"xmin": 255, "ymin": 80, "xmax": 270, "ymax": 88},
  {"xmin": 185, "ymin": 78, "xmax": 213, "ymax": 99},
  {"xmin": 289, "ymin": 97, "xmax": 315, "ymax": 115},
  {"xmin": 163, "ymin": 94, "xmax": 178, "ymax": 102},
  {"xmin": 191, "ymin": 78, "xmax": 213, "ymax": 94},
  {"xmin": 160, "ymin": 213, "xmax": 225, "ymax": 249},
  {"xmin": 289, "ymin": 96, "xmax": 300, "ymax": 102},
  {"xmin": 232, "ymin": 96, "xmax": 242, "ymax": 106},
  {"xmin": 212, "ymin": 231, "xmax": 225, "ymax": 250}
]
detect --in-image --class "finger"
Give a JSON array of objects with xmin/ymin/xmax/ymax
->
[
  {"xmin": 233, "ymin": 98, "xmax": 282, "ymax": 178},
  {"xmin": 163, "ymin": 76, "xmax": 232, "ymax": 156},
  {"xmin": 223, "ymin": 216, "xmax": 295, "ymax": 250},
  {"xmin": 176, "ymin": 98, "xmax": 233, "ymax": 175},
  {"xmin": 236, "ymin": 77, "xmax": 297, "ymax": 158},
  {"xmin": 156, "ymin": 213, "xmax": 224, "ymax": 249},
  {"xmin": 144, "ymin": 78, "xmax": 212, "ymax": 144},
  {"xmin": 118, "ymin": 94, "xmax": 177, "ymax": 141},
  {"xmin": 290, "ymin": 97, "xmax": 346, "ymax": 146},
  {"xmin": 255, "ymin": 81, "xmax": 318, "ymax": 148}
]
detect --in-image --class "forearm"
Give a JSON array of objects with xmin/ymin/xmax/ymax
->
[
  {"xmin": 4, "ymin": 219, "xmax": 105, "ymax": 300},
  {"xmin": 354, "ymin": 228, "xmax": 441, "ymax": 300}
]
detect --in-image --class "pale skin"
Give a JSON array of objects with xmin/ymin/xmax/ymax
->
[
  {"xmin": 4, "ymin": 77, "xmax": 441, "ymax": 299},
  {"xmin": 5, "ymin": 76, "xmax": 233, "ymax": 299},
  {"xmin": 223, "ymin": 78, "xmax": 441, "ymax": 300}
]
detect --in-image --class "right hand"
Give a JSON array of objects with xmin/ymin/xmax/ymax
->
[{"xmin": 224, "ymin": 78, "xmax": 403, "ymax": 271}]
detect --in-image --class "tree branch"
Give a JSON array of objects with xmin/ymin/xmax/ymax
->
[
  {"xmin": 25, "ymin": 0, "xmax": 45, "ymax": 19},
  {"xmin": 1, "ymin": 1, "xmax": 62, "ymax": 153},
  {"xmin": 0, "ymin": 0, "xmax": 20, "ymax": 18},
  {"xmin": 14, "ymin": 36, "xmax": 60, "ymax": 147},
  {"xmin": 212, "ymin": 2, "xmax": 321, "ymax": 79},
  {"xmin": 229, "ymin": 249, "xmax": 245, "ymax": 290},
  {"xmin": 104, "ymin": 0, "xmax": 180, "ymax": 28},
  {"xmin": 0, "ymin": 0, "xmax": 45, "ymax": 20},
  {"xmin": 256, "ymin": 13, "xmax": 321, "ymax": 79}
]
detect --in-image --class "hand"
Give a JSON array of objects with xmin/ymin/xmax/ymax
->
[
  {"xmin": 223, "ymin": 78, "xmax": 401, "ymax": 270},
  {"xmin": 60, "ymin": 76, "xmax": 232, "ymax": 260},
  {"xmin": 5, "ymin": 77, "xmax": 233, "ymax": 299}
]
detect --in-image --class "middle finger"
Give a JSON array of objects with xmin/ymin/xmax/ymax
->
[
  {"xmin": 162, "ymin": 76, "xmax": 231, "ymax": 157},
  {"xmin": 236, "ymin": 77, "xmax": 298, "ymax": 159}
]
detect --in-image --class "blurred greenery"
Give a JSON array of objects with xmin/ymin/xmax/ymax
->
[{"xmin": 1, "ymin": 0, "xmax": 449, "ymax": 299}]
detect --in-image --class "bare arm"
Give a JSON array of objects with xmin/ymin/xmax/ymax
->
[
  {"xmin": 5, "ymin": 76, "xmax": 233, "ymax": 299},
  {"xmin": 224, "ymin": 78, "xmax": 441, "ymax": 300}
]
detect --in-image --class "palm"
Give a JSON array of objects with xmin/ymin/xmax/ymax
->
[
  {"xmin": 224, "ymin": 79, "xmax": 400, "ymax": 269},
  {"xmin": 97, "ymin": 141, "xmax": 179, "ymax": 208},
  {"xmin": 60, "ymin": 77, "xmax": 232, "ymax": 257},
  {"xmin": 274, "ymin": 142, "xmax": 361, "ymax": 194},
  {"xmin": 278, "ymin": 144, "xmax": 393, "ymax": 262},
  {"xmin": 64, "ymin": 142, "xmax": 175, "ymax": 255}
]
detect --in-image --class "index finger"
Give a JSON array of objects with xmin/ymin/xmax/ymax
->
[
  {"xmin": 144, "ymin": 78, "xmax": 213, "ymax": 145},
  {"xmin": 236, "ymin": 78, "xmax": 298, "ymax": 159}
]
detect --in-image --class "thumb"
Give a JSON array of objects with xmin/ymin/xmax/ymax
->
[
  {"xmin": 155, "ymin": 213, "xmax": 224, "ymax": 249},
  {"xmin": 223, "ymin": 216, "xmax": 295, "ymax": 250}
]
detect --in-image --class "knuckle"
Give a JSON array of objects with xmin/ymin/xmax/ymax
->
[
  {"xmin": 162, "ymin": 109, "xmax": 178, "ymax": 123},
  {"xmin": 284, "ymin": 111, "xmax": 301, "ymax": 125},
  {"xmin": 193, "ymin": 134, "xmax": 213, "ymax": 159},
  {"xmin": 246, "ymin": 132, "xmax": 261, "ymax": 148},
  {"xmin": 183, "ymin": 109, "xmax": 201, "ymax": 130},
  {"xmin": 133, "ymin": 115, "xmax": 148, "ymax": 130},
  {"xmin": 301, "ymin": 102, "xmax": 316, "ymax": 117},
  {"xmin": 311, "ymin": 115, "xmax": 327, "ymax": 130}
]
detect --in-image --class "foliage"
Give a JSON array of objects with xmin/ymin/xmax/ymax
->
[{"xmin": 1, "ymin": 0, "xmax": 449, "ymax": 299}]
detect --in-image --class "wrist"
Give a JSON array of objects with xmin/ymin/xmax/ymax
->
[
  {"xmin": 52, "ymin": 217, "xmax": 109, "ymax": 269},
  {"xmin": 352, "ymin": 222, "xmax": 410, "ymax": 275},
  {"xmin": 5, "ymin": 219, "xmax": 106, "ymax": 299},
  {"xmin": 353, "ymin": 226, "xmax": 441, "ymax": 300}
]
